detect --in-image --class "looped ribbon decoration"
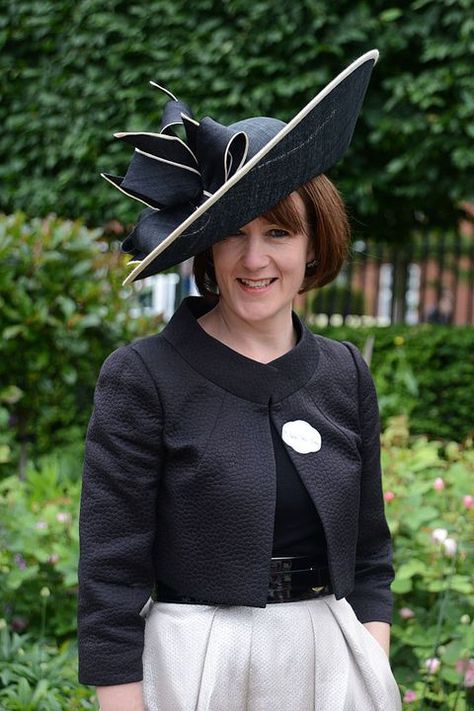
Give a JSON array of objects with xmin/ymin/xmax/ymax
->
[{"xmin": 102, "ymin": 83, "xmax": 249, "ymax": 214}]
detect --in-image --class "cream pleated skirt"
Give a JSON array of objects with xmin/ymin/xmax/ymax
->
[{"xmin": 140, "ymin": 594, "xmax": 402, "ymax": 711}]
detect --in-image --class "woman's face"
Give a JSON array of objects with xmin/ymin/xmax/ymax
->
[{"xmin": 211, "ymin": 191, "xmax": 314, "ymax": 325}]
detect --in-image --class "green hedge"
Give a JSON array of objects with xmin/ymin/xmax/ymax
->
[
  {"xmin": 312, "ymin": 323, "xmax": 474, "ymax": 443},
  {"xmin": 2, "ymin": 0, "xmax": 473, "ymax": 240}
]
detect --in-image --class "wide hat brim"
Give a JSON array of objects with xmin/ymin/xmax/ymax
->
[{"xmin": 104, "ymin": 50, "xmax": 379, "ymax": 285}]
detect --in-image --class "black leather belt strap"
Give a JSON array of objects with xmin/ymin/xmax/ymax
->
[{"xmin": 153, "ymin": 556, "xmax": 333, "ymax": 605}]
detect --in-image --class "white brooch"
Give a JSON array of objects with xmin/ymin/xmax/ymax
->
[{"xmin": 281, "ymin": 420, "xmax": 322, "ymax": 454}]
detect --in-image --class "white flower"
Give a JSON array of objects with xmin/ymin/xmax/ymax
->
[
  {"xmin": 443, "ymin": 538, "xmax": 457, "ymax": 557},
  {"xmin": 431, "ymin": 528, "xmax": 448, "ymax": 543},
  {"xmin": 56, "ymin": 512, "xmax": 71, "ymax": 524}
]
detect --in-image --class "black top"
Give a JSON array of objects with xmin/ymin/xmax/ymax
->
[
  {"xmin": 271, "ymin": 419, "xmax": 328, "ymax": 561},
  {"xmin": 268, "ymin": 322, "xmax": 327, "ymax": 561}
]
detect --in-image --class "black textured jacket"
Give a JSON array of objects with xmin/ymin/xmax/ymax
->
[{"xmin": 77, "ymin": 296, "xmax": 395, "ymax": 686}]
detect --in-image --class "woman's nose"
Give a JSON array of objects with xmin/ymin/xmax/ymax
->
[{"xmin": 239, "ymin": 234, "xmax": 270, "ymax": 271}]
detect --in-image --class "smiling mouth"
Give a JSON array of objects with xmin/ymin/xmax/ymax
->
[{"xmin": 237, "ymin": 278, "xmax": 277, "ymax": 289}]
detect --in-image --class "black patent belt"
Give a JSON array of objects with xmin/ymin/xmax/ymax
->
[{"xmin": 153, "ymin": 556, "xmax": 333, "ymax": 605}]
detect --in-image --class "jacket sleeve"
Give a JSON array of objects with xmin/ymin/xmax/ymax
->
[
  {"xmin": 77, "ymin": 344, "xmax": 162, "ymax": 686},
  {"xmin": 342, "ymin": 341, "xmax": 395, "ymax": 625}
]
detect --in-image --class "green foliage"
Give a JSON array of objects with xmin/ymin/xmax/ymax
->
[
  {"xmin": 0, "ymin": 387, "xmax": 18, "ymax": 469},
  {"xmin": 0, "ymin": 455, "xmax": 80, "ymax": 640},
  {"xmin": 0, "ymin": 212, "xmax": 158, "ymax": 473},
  {"xmin": 1, "ymin": 0, "xmax": 473, "ymax": 239},
  {"xmin": 0, "ymin": 626, "xmax": 98, "ymax": 709},
  {"xmin": 0, "ymin": 450, "xmax": 99, "ymax": 709},
  {"xmin": 310, "ymin": 323, "xmax": 474, "ymax": 442},
  {"xmin": 381, "ymin": 417, "xmax": 474, "ymax": 708}
]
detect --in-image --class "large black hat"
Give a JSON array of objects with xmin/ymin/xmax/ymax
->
[{"xmin": 102, "ymin": 50, "xmax": 379, "ymax": 285}]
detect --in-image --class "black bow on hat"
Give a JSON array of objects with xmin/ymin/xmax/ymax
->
[{"xmin": 103, "ymin": 84, "xmax": 250, "ymax": 211}]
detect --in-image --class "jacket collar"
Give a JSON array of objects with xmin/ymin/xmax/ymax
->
[{"xmin": 161, "ymin": 296, "xmax": 320, "ymax": 404}]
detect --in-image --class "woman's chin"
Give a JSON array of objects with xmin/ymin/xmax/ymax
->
[{"xmin": 222, "ymin": 292, "xmax": 292, "ymax": 325}]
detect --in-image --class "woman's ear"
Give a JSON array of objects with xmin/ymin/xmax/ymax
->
[{"xmin": 305, "ymin": 238, "xmax": 316, "ymax": 263}]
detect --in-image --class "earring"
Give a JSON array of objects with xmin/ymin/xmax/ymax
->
[
  {"xmin": 205, "ymin": 254, "xmax": 219, "ymax": 295},
  {"xmin": 305, "ymin": 258, "xmax": 319, "ymax": 276}
]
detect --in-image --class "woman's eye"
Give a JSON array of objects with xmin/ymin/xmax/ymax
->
[{"xmin": 269, "ymin": 229, "xmax": 290, "ymax": 238}]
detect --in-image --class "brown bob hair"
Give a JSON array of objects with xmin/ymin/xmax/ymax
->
[{"xmin": 193, "ymin": 173, "xmax": 350, "ymax": 298}]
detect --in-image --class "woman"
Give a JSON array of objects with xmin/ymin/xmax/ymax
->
[{"xmin": 77, "ymin": 51, "xmax": 402, "ymax": 710}]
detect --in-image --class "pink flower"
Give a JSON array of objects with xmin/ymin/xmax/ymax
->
[
  {"xmin": 35, "ymin": 521, "xmax": 48, "ymax": 530},
  {"xmin": 425, "ymin": 657, "xmax": 441, "ymax": 674},
  {"xmin": 442, "ymin": 537, "xmax": 457, "ymax": 557},
  {"xmin": 48, "ymin": 553, "xmax": 60, "ymax": 564},
  {"xmin": 463, "ymin": 495, "xmax": 474, "ymax": 509},
  {"xmin": 433, "ymin": 477, "xmax": 445, "ymax": 490},
  {"xmin": 399, "ymin": 607, "xmax": 415, "ymax": 620},
  {"xmin": 465, "ymin": 665, "xmax": 474, "ymax": 688},
  {"xmin": 431, "ymin": 528, "xmax": 448, "ymax": 543},
  {"xmin": 384, "ymin": 491, "xmax": 395, "ymax": 503},
  {"xmin": 403, "ymin": 690, "xmax": 417, "ymax": 703}
]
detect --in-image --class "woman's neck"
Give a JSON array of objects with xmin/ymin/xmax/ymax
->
[{"xmin": 197, "ymin": 301, "xmax": 297, "ymax": 364}]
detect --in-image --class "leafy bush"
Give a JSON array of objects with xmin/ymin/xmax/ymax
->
[
  {"xmin": 310, "ymin": 323, "xmax": 474, "ymax": 443},
  {"xmin": 0, "ymin": 212, "xmax": 158, "ymax": 475},
  {"xmin": 0, "ymin": 454, "xmax": 79, "ymax": 641},
  {"xmin": 0, "ymin": 625, "xmax": 97, "ymax": 710},
  {"xmin": 382, "ymin": 417, "xmax": 474, "ymax": 708},
  {"xmin": 0, "ymin": 451, "xmax": 99, "ymax": 707}
]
